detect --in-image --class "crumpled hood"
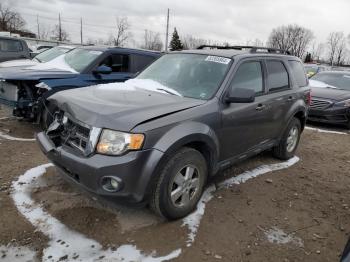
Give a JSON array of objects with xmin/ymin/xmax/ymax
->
[
  {"xmin": 309, "ymin": 80, "xmax": 350, "ymax": 101},
  {"xmin": 0, "ymin": 55, "xmax": 78, "ymax": 81},
  {"xmin": 48, "ymin": 79, "xmax": 206, "ymax": 131}
]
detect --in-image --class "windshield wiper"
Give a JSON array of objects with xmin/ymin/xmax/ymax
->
[{"xmin": 156, "ymin": 88, "xmax": 180, "ymax": 96}]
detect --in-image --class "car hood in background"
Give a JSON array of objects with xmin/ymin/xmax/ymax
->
[
  {"xmin": 0, "ymin": 55, "xmax": 78, "ymax": 81},
  {"xmin": 0, "ymin": 59, "xmax": 39, "ymax": 68},
  {"xmin": 309, "ymin": 79, "xmax": 350, "ymax": 101},
  {"xmin": 49, "ymin": 79, "xmax": 206, "ymax": 131}
]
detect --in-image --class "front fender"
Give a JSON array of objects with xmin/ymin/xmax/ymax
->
[{"xmin": 152, "ymin": 121, "xmax": 220, "ymax": 173}]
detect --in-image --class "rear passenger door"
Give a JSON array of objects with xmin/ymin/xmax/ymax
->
[
  {"xmin": 263, "ymin": 59, "xmax": 297, "ymax": 138},
  {"xmin": 130, "ymin": 54, "xmax": 157, "ymax": 74}
]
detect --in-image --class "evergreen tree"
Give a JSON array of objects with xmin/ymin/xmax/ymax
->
[
  {"xmin": 169, "ymin": 27, "xmax": 183, "ymax": 51},
  {"xmin": 304, "ymin": 52, "xmax": 312, "ymax": 63}
]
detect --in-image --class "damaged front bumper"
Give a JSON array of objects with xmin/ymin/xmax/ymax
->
[{"xmin": 36, "ymin": 131, "xmax": 164, "ymax": 205}]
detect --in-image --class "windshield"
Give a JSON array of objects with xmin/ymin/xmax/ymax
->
[
  {"xmin": 312, "ymin": 73, "xmax": 350, "ymax": 90},
  {"xmin": 64, "ymin": 48, "xmax": 102, "ymax": 73},
  {"xmin": 34, "ymin": 46, "xmax": 72, "ymax": 63},
  {"xmin": 136, "ymin": 53, "xmax": 231, "ymax": 100}
]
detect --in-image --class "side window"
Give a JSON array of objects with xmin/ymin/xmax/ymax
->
[
  {"xmin": 99, "ymin": 54, "xmax": 129, "ymax": 73},
  {"xmin": 230, "ymin": 61, "xmax": 263, "ymax": 94},
  {"xmin": 0, "ymin": 39, "xmax": 23, "ymax": 52},
  {"xmin": 266, "ymin": 60, "xmax": 289, "ymax": 92},
  {"xmin": 288, "ymin": 60, "xmax": 308, "ymax": 87},
  {"xmin": 131, "ymin": 54, "xmax": 156, "ymax": 73}
]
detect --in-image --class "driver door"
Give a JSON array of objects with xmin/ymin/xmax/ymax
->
[
  {"xmin": 219, "ymin": 59, "xmax": 274, "ymax": 161},
  {"xmin": 89, "ymin": 53, "xmax": 133, "ymax": 85}
]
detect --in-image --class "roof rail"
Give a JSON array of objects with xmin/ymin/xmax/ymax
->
[{"xmin": 197, "ymin": 45, "xmax": 291, "ymax": 55}]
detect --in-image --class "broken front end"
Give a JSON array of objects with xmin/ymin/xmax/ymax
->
[{"xmin": 0, "ymin": 79, "xmax": 49, "ymax": 120}]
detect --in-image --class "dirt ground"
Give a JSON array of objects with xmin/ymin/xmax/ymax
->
[{"xmin": 0, "ymin": 105, "xmax": 349, "ymax": 262}]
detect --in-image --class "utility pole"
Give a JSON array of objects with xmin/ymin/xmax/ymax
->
[
  {"xmin": 80, "ymin": 17, "xmax": 83, "ymax": 45},
  {"xmin": 165, "ymin": 8, "xmax": 170, "ymax": 52},
  {"xmin": 36, "ymin": 15, "xmax": 40, "ymax": 39},
  {"xmin": 58, "ymin": 13, "xmax": 62, "ymax": 42}
]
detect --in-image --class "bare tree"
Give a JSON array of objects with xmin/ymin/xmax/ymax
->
[
  {"xmin": 0, "ymin": 3, "xmax": 25, "ymax": 32},
  {"xmin": 51, "ymin": 25, "xmax": 70, "ymax": 42},
  {"xmin": 182, "ymin": 35, "xmax": 208, "ymax": 49},
  {"xmin": 112, "ymin": 16, "xmax": 131, "ymax": 47},
  {"xmin": 245, "ymin": 38, "xmax": 265, "ymax": 47},
  {"xmin": 327, "ymin": 32, "xmax": 348, "ymax": 66},
  {"xmin": 310, "ymin": 42, "xmax": 324, "ymax": 62},
  {"xmin": 140, "ymin": 30, "xmax": 163, "ymax": 51},
  {"xmin": 267, "ymin": 24, "xmax": 314, "ymax": 58}
]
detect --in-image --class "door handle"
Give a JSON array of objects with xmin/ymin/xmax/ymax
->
[
  {"xmin": 255, "ymin": 104, "xmax": 266, "ymax": 111},
  {"xmin": 287, "ymin": 96, "xmax": 295, "ymax": 101}
]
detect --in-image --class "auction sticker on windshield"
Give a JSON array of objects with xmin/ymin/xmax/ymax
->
[{"xmin": 205, "ymin": 56, "xmax": 231, "ymax": 64}]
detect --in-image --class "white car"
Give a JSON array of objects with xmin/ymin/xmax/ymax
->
[{"xmin": 0, "ymin": 46, "xmax": 74, "ymax": 68}]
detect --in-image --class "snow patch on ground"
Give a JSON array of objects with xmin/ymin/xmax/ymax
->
[
  {"xmin": 0, "ymin": 131, "xmax": 35, "ymax": 142},
  {"xmin": 11, "ymin": 164, "xmax": 181, "ymax": 262},
  {"xmin": 264, "ymin": 227, "xmax": 304, "ymax": 247},
  {"xmin": 0, "ymin": 245, "xmax": 37, "ymax": 262},
  {"xmin": 305, "ymin": 126, "xmax": 348, "ymax": 135},
  {"xmin": 182, "ymin": 156, "xmax": 300, "ymax": 246},
  {"xmin": 219, "ymin": 156, "xmax": 300, "ymax": 188},
  {"xmin": 182, "ymin": 185, "xmax": 216, "ymax": 247}
]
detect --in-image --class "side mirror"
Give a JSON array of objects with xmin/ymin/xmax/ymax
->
[
  {"xmin": 225, "ymin": 88, "xmax": 255, "ymax": 103},
  {"xmin": 93, "ymin": 65, "xmax": 112, "ymax": 74}
]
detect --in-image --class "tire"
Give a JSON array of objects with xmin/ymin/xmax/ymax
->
[
  {"xmin": 150, "ymin": 147, "xmax": 208, "ymax": 220},
  {"xmin": 272, "ymin": 117, "xmax": 301, "ymax": 160}
]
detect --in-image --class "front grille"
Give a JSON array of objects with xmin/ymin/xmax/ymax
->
[
  {"xmin": 61, "ymin": 118, "xmax": 91, "ymax": 153},
  {"xmin": 310, "ymin": 99, "xmax": 332, "ymax": 110}
]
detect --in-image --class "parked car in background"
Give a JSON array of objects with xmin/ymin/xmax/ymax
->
[
  {"xmin": 0, "ymin": 46, "xmax": 161, "ymax": 126},
  {"xmin": 0, "ymin": 36, "xmax": 31, "ymax": 62},
  {"xmin": 0, "ymin": 45, "xmax": 74, "ymax": 68},
  {"xmin": 309, "ymin": 71, "xmax": 350, "ymax": 129},
  {"xmin": 304, "ymin": 63, "xmax": 328, "ymax": 78},
  {"xmin": 37, "ymin": 46, "xmax": 310, "ymax": 219}
]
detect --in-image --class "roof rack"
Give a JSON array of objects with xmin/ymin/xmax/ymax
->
[{"xmin": 197, "ymin": 45, "xmax": 291, "ymax": 55}]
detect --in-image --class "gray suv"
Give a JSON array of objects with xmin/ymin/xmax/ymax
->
[
  {"xmin": 0, "ymin": 36, "xmax": 31, "ymax": 62},
  {"xmin": 37, "ymin": 46, "xmax": 310, "ymax": 220}
]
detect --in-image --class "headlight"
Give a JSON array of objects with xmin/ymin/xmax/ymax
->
[
  {"xmin": 335, "ymin": 99, "xmax": 350, "ymax": 107},
  {"xmin": 35, "ymin": 82, "xmax": 51, "ymax": 90},
  {"xmin": 96, "ymin": 129, "xmax": 144, "ymax": 155}
]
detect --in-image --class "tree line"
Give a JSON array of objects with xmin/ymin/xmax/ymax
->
[{"xmin": 1, "ymin": 3, "xmax": 349, "ymax": 65}]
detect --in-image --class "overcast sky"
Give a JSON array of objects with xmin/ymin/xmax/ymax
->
[{"xmin": 9, "ymin": 0, "xmax": 350, "ymax": 48}]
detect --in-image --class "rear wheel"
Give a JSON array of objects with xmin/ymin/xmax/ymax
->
[
  {"xmin": 150, "ymin": 147, "xmax": 207, "ymax": 220},
  {"xmin": 272, "ymin": 117, "xmax": 301, "ymax": 160}
]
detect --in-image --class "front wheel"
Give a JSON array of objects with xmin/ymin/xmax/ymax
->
[
  {"xmin": 272, "ymin": 117, "xmax": 301, "ymax": 160},
  {"xmin": 150, "ymin": 147, "xmax": 207, "ymax": 220}
]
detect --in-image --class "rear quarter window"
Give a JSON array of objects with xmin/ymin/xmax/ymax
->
[
  {"xmin": 288, "ymin": 60, "xmax": 308, "ymax": 87},
  {"xmin": 266, "ymin": 60, "xmax": 289, "ymax": 92}
]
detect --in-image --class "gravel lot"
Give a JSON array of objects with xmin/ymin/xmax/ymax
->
[{"xmin": 0, "ymin": 105, "xmax": 349, "ymax": 262}]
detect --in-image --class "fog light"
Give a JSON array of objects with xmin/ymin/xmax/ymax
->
[
  {"xmin": 110, "ymin": 178, "xmax": 119, "ymax": 189},
  {"xmin": 101, "ymin": 176, "xmax": 121, "ymax": 192}
]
